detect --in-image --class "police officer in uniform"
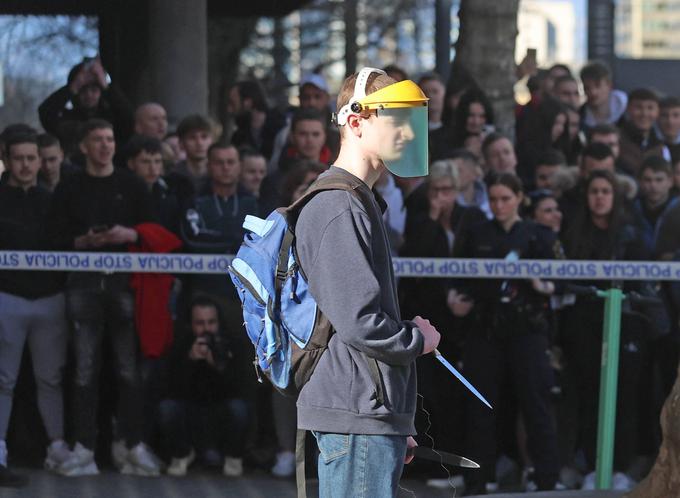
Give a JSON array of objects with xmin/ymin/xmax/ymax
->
[{"xmin": 449, "ymin": 173, "xmax": 560, "ymax": 494}]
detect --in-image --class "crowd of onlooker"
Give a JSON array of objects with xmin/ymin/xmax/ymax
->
[{"xmin": 0, "ymin": 55, "xmax": 678, "ymax": 494}]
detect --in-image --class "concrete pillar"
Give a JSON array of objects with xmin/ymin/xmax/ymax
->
[{"xmin": 147, "ymin": 0, "xmax": 208, "ymax": 126}]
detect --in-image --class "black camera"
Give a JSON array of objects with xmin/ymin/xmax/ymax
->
[{"xmin": 197, "ymin": 333, "xmax": 217, "ymax": 351}]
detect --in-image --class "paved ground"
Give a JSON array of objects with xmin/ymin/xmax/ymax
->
[
  {"xmin": 0, "ymin": 468, "xmax": 459, "ymax": 498},
  {"xmin": 1, "ymin": 469, "xmax": 628, "ymax": 498},
  {"xmin": 467, "ymin": 493, "xmax": 625, "ymax": 498}
]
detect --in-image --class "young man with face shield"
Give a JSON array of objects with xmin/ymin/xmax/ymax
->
[{"xmin": 294, "ymin": 68, "xmax": 441, "ymax": 498}]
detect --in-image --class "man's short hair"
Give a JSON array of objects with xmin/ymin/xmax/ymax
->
[
  {"xmin": 124, "ymin": 134, "xmax": 163, "ymax": 161},
  {"xmin": 417, "ymin": 71, "xmax": 445, "ymax": 86},
  {"xmin": 536, "ymin": 149, "xmax": 567, "ymax": 167},
  {"xmin": 79, "ymin": 118, "xmax": 113, "ymax": 142},
  {"xmin": 549, "ymin": 63, "xmax": 573, "ymax": 77},
  {"xmin": 582, "ymin": 141, "xmax": 614, "ymax": 162},
  {"xmin": 554, "ymin": 75, "xmax": 578, "ymax": 88},
  {"xmin": 382, "ymin": 64, "xmax": 409, "ymax": 82},
  {"xmin": 37, "ymin": 133, "xmax": 61, "ymax": 149},
  {"xmin": 639, "ymin": 155, "xmax": 672, "ymax": 177},
  {"xmin": 481, "ymin": 132, "xmax": 511, "ymax": 158},
  {"xmin": 660, "ymin": 96, "xmax": 680, "ymax": 110},
  {"xmin": 4, "ymin": 132, "xmax": 38, "ymax": 157},
  {"xmin": 628, "ymin": 88, "xmax": 660, "ymax": 104},
  {"xmin": 588, "ymin": 123, "xmax": 620, "ymax": 140},
  {"xmin": 67, "ymin": 59, "xmax": 102, "ymax": 89},
  {"xmin": 291, "ymin": 108, "xmax": 326, "ymax": 132},
  {"xmin": 1, "ymin": 123, "xmax": 37, "ymax": 141},
  {"xmin": 238, "ymin": 145, "xmax": 265, "ymax": 162},
  {"xmin": 134, "ymin": 102, "xmax": 164, "ymax": 119},
  {"xmin": 446, "ymin": 148, "xmax": 479, "ymax": 164},
  {"xmin": 207, "ymin": 141, "xmax": 237, "ymax": 160},
  {"xmin": 234, "ymin": 80, "xmax": 269, "ymax": 113},
  {"xmin": 176, "ymin": 114, "xmax": 212, "ymax": 140},
  {"xmin": 580, "ymin": 61, "xmax": 612, "ymax": 82},
  {"xmin": 189, "ymin": 295, "xmax": 223, "ymax": 326}
]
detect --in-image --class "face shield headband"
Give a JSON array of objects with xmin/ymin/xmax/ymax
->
[{"xmin": 334, "ymin": 67, "xmax": 387, "ymax": 127}]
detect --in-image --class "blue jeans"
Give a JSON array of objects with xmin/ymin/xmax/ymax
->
[{"xmin": 312, "ymin": 432, "xmax": 407, "ymax": 498}]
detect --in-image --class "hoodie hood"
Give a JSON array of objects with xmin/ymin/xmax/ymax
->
[{"xmin": 582, "ymin": 89, "xmax": 628, "ymax": 128}]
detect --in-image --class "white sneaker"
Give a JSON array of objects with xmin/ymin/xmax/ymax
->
[
  {"xmin": 111, "ymin": 439, "xmax": 128, "ymax": 470},
  {"xmin": 581, "ymin": 471, "xmax": 596, "ymax": 490},
  {"xmin": 44, "ymin": 440, "xmax": 72, "ymax": 472},
  {"xmin": 0, "ymin": 440, "xmax": 7, "ymax": 467},
  {"xmin": 57, "ymin": 442, "xmax": 99, "ymax": 477},
  {"xmin": 485, "ymin": 481, "xmax": 499, "ymax": 493},
  {"xmin": 426, "ymin": 475, "xmax": 465, "ymax": 489},
  {"xmin": 612, "ymin": 472, "xmax": 636, "ymax": 491},
  {"xmin": 271, "ymin": 451, "xmax": 295, "ymax": 478},
  {"xmin": 167, "ymin": 449, "xmax": 195, "ymax": 477},
  {"xmin": 121, "ymin": 443, "xmax": 161, "ymax": 477},
  {"xmin": 222, "ymin": 456, "xmax": 243, "ymax": 477},
  {"xmin": 559, "ymin": 466, "xmax": 583, "ymax": 489}
]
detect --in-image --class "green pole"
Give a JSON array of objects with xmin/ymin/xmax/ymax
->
[{"xmin": 595, "ymin": 288, "xmax": 623, "ymax": 490}]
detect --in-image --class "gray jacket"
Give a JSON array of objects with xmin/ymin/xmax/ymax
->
[{"xmin": 295, "ymin": 167, "xmax": 424, "ymax": 435}]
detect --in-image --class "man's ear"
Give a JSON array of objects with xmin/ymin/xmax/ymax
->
[
  {"xmin": 346, "ymin": 114, "xmax": 363, "ymax": 137},
  {"xmin": 79, "ymin": 140, "xmax": 87, "ymax": 156}
]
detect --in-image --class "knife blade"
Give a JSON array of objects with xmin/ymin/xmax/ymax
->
[
  {"xmin": 433, "ymin": 348, "xmax": 493, "ymax": 410},
  {"xmin": 407, "ymin": 446, "xmax": 480, "ymax": 468}
]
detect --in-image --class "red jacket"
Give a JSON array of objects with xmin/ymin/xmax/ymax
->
[{"xmin": 129, "ymin": 223, "xmax": 182, "ymax": 358}]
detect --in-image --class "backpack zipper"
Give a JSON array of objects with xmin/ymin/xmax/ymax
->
[{"xmin": 228, "ymin": 265, "xmax": 266, "ymax": 306}]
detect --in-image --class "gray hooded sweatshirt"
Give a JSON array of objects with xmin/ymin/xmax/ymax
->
[{"xmin": 295, "ymin": 167, "xmax": 424, "ymax": 435}]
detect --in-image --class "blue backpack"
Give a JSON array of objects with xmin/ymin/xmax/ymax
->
[{"xmin": 228, "ymin": 174, "xmax": 385, "ymax": 401}]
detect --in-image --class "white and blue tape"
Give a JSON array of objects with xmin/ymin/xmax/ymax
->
[{"xmin": 0, "ymin": 251, "xmax": 678, "ymax": 280}]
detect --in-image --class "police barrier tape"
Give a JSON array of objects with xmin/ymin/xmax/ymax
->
[{"xmin": 1, "ymin": 251, "xmax": 679, "ymax": 280}]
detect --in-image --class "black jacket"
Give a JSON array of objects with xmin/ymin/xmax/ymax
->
[
  {"xmin": 0, "ymin": 183, "xmax": 64, "ymax": 298},
  {"xmin": 453, "ymin": 219, "xmax": 561, "ymax": 335},
  {"xmin": 161, "ymin": 328, "xmax": 254, "ymax": 404},
  {"xmin": 150, "ymin": 173, "xmax": 194, "ymax": 237},
  {"xmin": 38, "ymin": 85, "xmax": 133, "ymax": 159},
  {"xmin": 48, "ymin": 168, "xmax": 154, "ymax": 252},
  {"xmin": 399, "ymin": 204, "xmax": 486, "ymax": 350}
]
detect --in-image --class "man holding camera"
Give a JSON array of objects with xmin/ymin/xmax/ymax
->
[
  {"xmin": 39, "ymin": 57, "xmax": 133, "ymax": 160},
  {"xmin": 157, "ymin": 296, "xmax": 253, "ymax": 477}
]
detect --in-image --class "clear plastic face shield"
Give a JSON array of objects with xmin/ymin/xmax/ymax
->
[
  {"xmin": 371, "ymin": 106, "xmax": 429, "ymax": 178},
  {"xmin": 335, "ymin": 68, "xmax": 430, "ymax": 178}
]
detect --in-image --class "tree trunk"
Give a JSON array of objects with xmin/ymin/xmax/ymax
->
[
  {"xmin": 626, "ymin": 364, "xmax": 680, "ymax": 498},
  {"xmin": 452, "ymin": 0, "xmax": 519, "ymax": 136},
  {"xmin": 434, "ymin": 0, "xmax": 452, "ymax": 81},
  {"xmin": 271, "ymin": 17, "xmax": 291, "ymax": 111},
  {"xmin": 344, "ymin": 0, "xmax": 358, "ymax": 76},
  {"xmin": 207, "ymin": 16, "xmax": 257, "ymax": 137}
]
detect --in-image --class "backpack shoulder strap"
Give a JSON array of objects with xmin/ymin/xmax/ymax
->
[{"xmin": 285, "ymin": 173, "xmax": 364, "ymax": 219}]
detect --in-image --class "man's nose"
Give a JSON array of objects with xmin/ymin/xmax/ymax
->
[{"xmin": 402, "ymin": 123, "xmax": 415, "ymax": 141}]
